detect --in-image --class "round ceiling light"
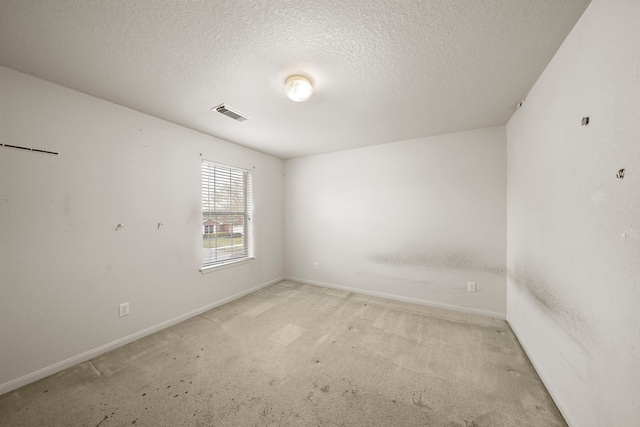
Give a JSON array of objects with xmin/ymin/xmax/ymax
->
[{"xmin": 285, "ymin": 75, "xmax": 313, "ymax": 102}]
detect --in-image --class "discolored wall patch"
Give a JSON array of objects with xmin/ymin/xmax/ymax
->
[
  {"xmin": 370, "ymin": 249, "xmax": 506, "ymax": 276},
  {"xmin": 509, "ymin": 264, "xmax": 596, "ymax": 352}
]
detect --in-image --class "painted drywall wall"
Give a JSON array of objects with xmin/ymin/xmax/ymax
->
[
  {"xmin": 284, "ymin": 127, "xmax": 506, "ymax": 317},
  {"xmin": 0, "ymin": 66, "xmax": 284, "ymax": 393},
  {"xmin": 506, "ymin": 0, "xmax": 640, "ymax": 425}
]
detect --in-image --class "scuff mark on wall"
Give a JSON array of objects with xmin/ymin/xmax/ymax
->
[
  {"xmin": 509, "ymin": 264, "xmax": 596, "ymax": 352},
  {"xmin": 370, "ymin": 249, "xmax": 506, "ymax": 276}
]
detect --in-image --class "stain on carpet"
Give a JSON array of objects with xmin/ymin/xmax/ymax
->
[{"xmin": 269, "ymin": 323, "xmax": 305, "ymax": 346}]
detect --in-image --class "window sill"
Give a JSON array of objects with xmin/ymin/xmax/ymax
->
[{"xmin": 200, "ymin": 257, "xmax": 255, "ymax": 274}]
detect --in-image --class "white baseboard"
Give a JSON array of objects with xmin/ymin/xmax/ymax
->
[
  {"xmin": 283, "ymin": 276, "xmax": 506, "ymax": 320},
  {"xmin": 0, "ymin": 276, "xmax": 283, "ymax": 396},
  {"xmin": 507, "ymin": 320, "xmax": 577, "ymax": 427}
]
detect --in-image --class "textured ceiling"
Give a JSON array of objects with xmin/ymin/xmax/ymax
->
[{"xmin": 0, "ymin": 0, "xmax": 591, "ymax": 159}]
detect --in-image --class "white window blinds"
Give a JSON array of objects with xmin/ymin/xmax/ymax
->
[{"xmin": 201, "ymin": 161, "xmax": 253, "ymax": 269}]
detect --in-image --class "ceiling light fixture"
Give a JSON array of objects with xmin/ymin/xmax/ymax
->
[{"xmin": 285, "ymin": 75, "xmax": 313, "ymax": 102}]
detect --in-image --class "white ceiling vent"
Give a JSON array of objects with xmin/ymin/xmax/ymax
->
[{"xmin": 213, "ymin": 104, "xmax": 250, "ymax": 122}]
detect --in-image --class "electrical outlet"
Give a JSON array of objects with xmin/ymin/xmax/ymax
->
[
  {"xmin": 313, "ymin": 262, "xmax": 319, "ymax": 270},
  {"xmin": 467, "ymin": 282, "xmax": 476, "ymax": 292},
  {"xmin": 119, "ymin": 302, "xmax": 130, "ymax": 317}
]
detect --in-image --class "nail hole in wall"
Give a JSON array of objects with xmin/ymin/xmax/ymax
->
[{"xmin": 581, "ymin": 117, "xmax": 590, "ymax": 126}]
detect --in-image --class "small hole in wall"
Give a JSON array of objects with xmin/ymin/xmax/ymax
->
[
  {"xmin": 616, "ymin": 169, "xmax": 625, "ymax": 179},
  {"xmin": 581, "ymin": 116, "xmax": 590, "ymax": 126}
]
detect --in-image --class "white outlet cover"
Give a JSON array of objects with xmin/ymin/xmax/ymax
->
[
  {"xmin": 119, "ymin": 302, "xmax": 130, "ymax": 317},
  {"xmin": 467, "ymin": 282, "xmax": 477, "ymax": 292}
]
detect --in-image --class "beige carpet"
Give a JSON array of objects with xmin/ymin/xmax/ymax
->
[{"xmin": 0, "ymin": 280, "xmax": 565, "ymax": 426}]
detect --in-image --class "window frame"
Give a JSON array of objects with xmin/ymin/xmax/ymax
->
[{"xmin": 200, "ymin": 160, "xmax": 254, "ymax": 272}]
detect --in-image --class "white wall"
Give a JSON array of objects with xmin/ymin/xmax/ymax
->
[
  {"xmin": 0, "ymin": 66, "xmax": 284, "ymax": 393},
  {"xmin": 506, "ymin": 0, "xmax": 640, "ymax": 425},
  {"xmin": 284, "ymin": 127, "xmax": 506, "ymax": 318}
]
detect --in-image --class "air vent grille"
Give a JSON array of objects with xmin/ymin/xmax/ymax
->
[{"xmin": 213, "ymin": 104, "xmax": 250, "ymax": 122}]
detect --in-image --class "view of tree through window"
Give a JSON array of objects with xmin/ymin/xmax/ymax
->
[{"xmin": 201, "ymin": 161, "xmax": 252, "ymax": 268}]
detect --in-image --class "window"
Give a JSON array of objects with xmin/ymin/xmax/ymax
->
[{"xmin": 201, "ymin": 161, "xmax": 253, "ymax": 270}]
